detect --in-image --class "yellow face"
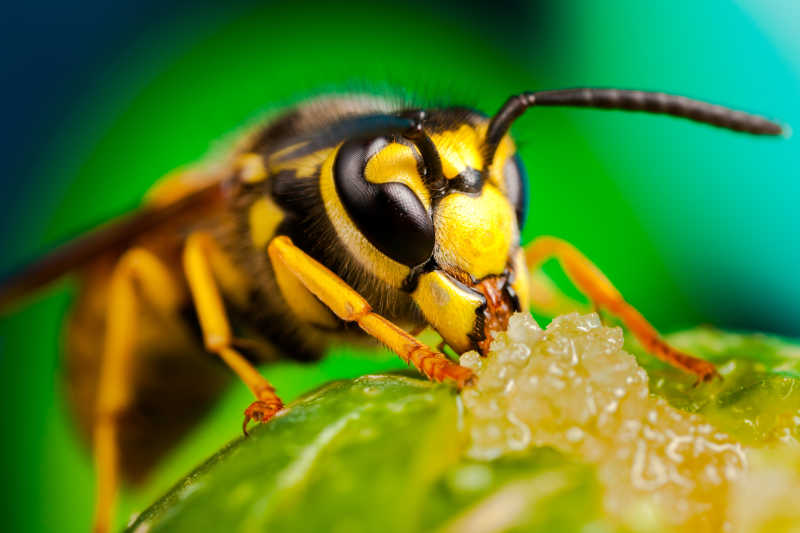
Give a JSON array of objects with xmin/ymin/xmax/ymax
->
[
  {"xmin": 321, "ymin": 113, "xmax": 530, "ymax": 354},
  {"xmin": 415, "ymin": 122, "xmax": 528, "ymax": 353}
]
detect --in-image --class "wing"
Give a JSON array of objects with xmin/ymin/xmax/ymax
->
[{"xmin": 0, "ymin": 182, "xmax": 225, "ymax": 312}]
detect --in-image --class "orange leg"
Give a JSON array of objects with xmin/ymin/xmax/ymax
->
[
  {"xmin": 182, "ymin": 232, "xmax": 284, "ymax": 435},
  {"xmin": 525, "ymin": 236, "xmax": 718, "ymax": 382},
  {"xmin": 267, "ymin": 235, "xmax": 473, "ymax": 388},
  {"xmin": 93, "ymin": 248, "xmax": 183, "ymax": 533}
]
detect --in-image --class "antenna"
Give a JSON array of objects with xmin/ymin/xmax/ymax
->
[{"xmin": 484, "ymin": 88, "xmax": 784, "ymax": 166}]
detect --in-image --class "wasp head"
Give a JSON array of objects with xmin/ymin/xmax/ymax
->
[{"xmin": 324, "ymin": 107, "xmax": 529, "ymax": 354}]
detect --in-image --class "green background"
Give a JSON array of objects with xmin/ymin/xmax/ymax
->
[{"xmin": 0, "ymin": 1, "xmax": 797, "ymax": 531}]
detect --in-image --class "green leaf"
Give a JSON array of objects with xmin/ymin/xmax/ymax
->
[
  {"xmin": 628, "ymin": 328, "xmax": 800, "ymax": 445},
  {"xmin": 128, "ymin": 375, "xmax": 605, "ymax": 533},
  {"xmin": 129, "ymin": 328, "xmax": 800, "ymax": 532}
]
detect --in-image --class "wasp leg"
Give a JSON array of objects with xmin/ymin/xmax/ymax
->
[
  {"xmin": 93, "ymin": 248, "xmax": 183, "ymax": 533},
  {"xmin": 524, "ymin": 236, "xmax": 718, "ymax": 382},
  {"xmin": 182, "ymin": 232, "xmax": 284, "ymax": 435},
  {"xmin": 267, "ymin": 235, "xmax": 474, "ymax": 388}
]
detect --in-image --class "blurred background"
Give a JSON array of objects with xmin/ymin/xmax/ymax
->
[{"xmin": 0, "ymin": 1, "xmax": 797, "ymax": 531}]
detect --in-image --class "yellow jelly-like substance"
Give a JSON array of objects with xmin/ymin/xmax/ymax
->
[{"xmin": 460, "ymin": 313, "xmax": 746, "ymax": 532}]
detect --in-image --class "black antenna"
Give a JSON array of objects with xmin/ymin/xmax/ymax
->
[{"xmin": 485, "ymin": 88, "xmax": 784, "ymax": 166}]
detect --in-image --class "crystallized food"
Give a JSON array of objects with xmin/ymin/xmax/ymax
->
[{"xmin": 461, "ymin": 313, "xmax": 748, "ymax": 532}]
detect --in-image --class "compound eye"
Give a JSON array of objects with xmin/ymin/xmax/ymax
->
[
  {"xmin": 334, "ymin": 137, "xmax": 435, "ymax": 267},
  {"xmin": 503, "ymin": 153, "xmax": 528, "ymax": 228}
]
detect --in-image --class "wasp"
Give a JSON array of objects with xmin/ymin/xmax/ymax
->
[{"xmin": 0, "ymin": 88, "xmax": 782, "ymax": 532}]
